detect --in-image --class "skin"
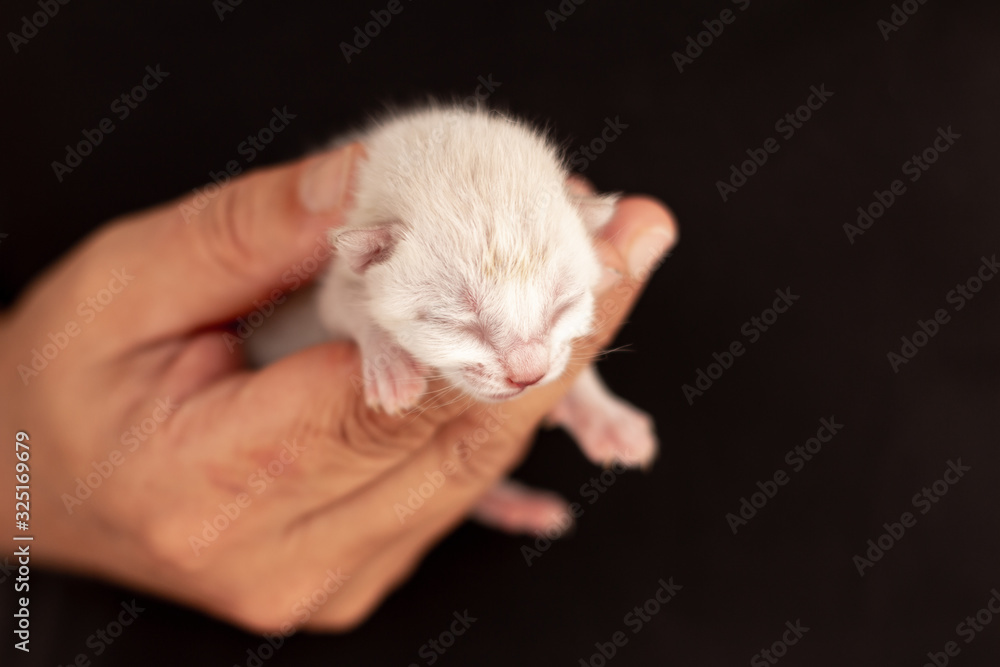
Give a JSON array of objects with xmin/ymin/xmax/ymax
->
[{"xmin": 0, "ymin": 142, "xmax": 677, "ymax": 633}]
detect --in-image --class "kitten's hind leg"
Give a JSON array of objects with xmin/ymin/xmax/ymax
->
[
  {"xmin": 471, "ymin": 479, "xmax": 574, "ymax": 537},
  {"xmin": 548, "ymin": 364, "xmax": 658, "ymax": 469}
]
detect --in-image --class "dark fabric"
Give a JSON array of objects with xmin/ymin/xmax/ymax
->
[{"xmin": 3, "ymin": 1, "xmax": 999, "ymax": 665}]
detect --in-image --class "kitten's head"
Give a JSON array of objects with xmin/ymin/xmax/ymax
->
[{"xmin": 333, "ymin": 189, "xmax": 617, "ymax": 401}]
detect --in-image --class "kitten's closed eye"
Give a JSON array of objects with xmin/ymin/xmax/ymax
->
[
  {"xmin": 548, "ymin": 297, "xmax": 582, "ymax": 328},
  {"xmin": 417, "ymin": 311, "xmax": 490, "ymax": 343},
  {"xmin": 460, "ymin": 319, "xmax": 491, "ymax": 344}
]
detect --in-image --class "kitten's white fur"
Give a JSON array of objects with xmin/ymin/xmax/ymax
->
[{"xmin": 250, "ymin": 104, "xmax": 656, "ymax": 535}]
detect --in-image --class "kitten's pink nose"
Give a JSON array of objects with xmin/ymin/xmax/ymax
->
[
  {"xmin": 506, "ymin": 373, "xmax": 545, "ymax": 389},
  {"xmin": 504, "ymin": 341, "xmax": 549, "ymax": 389}
]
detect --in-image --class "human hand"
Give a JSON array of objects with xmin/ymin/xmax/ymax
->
[{"xmin": 0, "ymin": 143, "xmax": 677, "ymax": 633}]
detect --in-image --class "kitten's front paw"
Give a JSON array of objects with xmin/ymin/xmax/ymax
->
[
  {"xmin": 551, "ymin": 393, "xmax": 658, "ymax": 469},
  {"xmin": 360, "ymin": 340, "xmax": 427, "ymax": 415}
]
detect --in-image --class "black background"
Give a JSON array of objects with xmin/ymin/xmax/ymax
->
[{"xmin": 3, "ymin": 0, "xmax": 1000, "ymax": 665}]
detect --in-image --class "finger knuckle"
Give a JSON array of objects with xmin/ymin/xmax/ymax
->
[
  {"xmin": 341, "ymin": 396, "xmax": 432, "ymax": 459},
  {"xmin": 197, "ymin": 177, "xmax": 262, "ymax": 280}
]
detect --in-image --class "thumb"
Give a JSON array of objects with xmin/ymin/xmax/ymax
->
[{"xmin": 88, "ymin": 143, "xmax": 361, "ymax": 345}]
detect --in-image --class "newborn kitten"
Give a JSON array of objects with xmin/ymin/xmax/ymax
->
[{"xmin": 252, "ymin": 104, "xmax": 657, "ymax": 536}]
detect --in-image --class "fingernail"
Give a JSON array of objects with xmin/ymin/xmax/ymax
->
[
  {"xmin": 627, "ymin": 227, "xmax": 673, "ymax": 279},
  {"xmin": 299, "ymin": 143, "xmax": 360, "ymax": 214}
]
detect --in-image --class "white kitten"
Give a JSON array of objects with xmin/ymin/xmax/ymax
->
[{"xmin": 251, "ymin": 104, "xmax": 657, "ymax": 536}]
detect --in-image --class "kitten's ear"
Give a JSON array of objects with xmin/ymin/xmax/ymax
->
[
  {"xmin": 571, "ymin": 192, "xmax": 621, "ymax": 235},
  {"xmin": 330, "ymin": 224, "xmax": 399, "ymax": 273}
]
